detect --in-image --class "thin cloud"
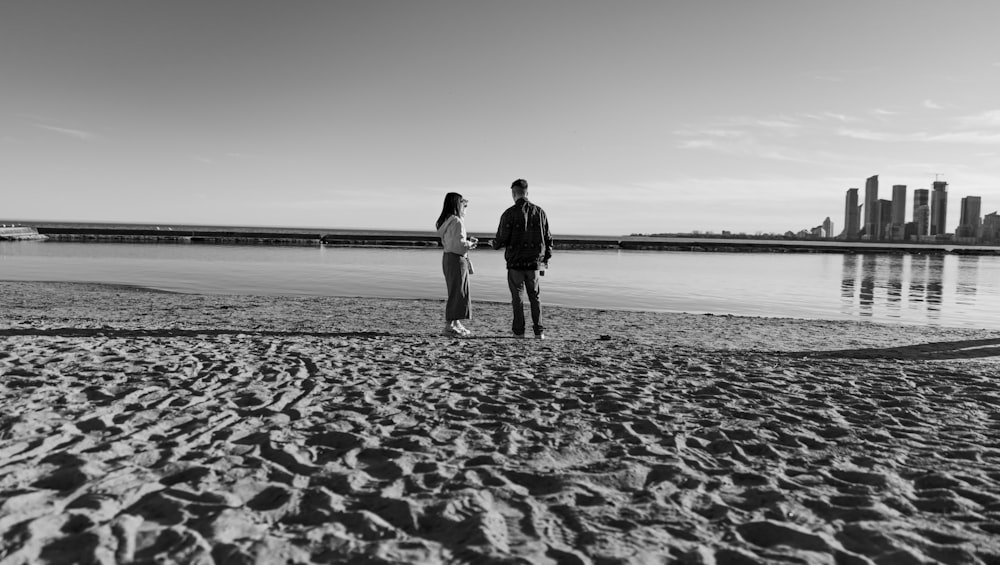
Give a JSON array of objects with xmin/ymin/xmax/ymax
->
[
  {"xmin": 35, "ymin": 124, "xmax": 96, "ymax": 141},
  {"xmin": 674, "ymin": 128, "xmax": 748, "ymax": 139},
  {"xmin": 760, "ymin": 150, "xmax": 808, "ymax": 162},
  {"xmin": 678, "ymin": 139, "xmax": 717, "ymax": 149},
  {"xmin": 926, "ymin": 131, "xmax": 1000, "ymax": 144},
  {"xmin": 923, "ymin": 99, "xmax": 945, "ymax": 110},
  {"xmin": 838, "ymin": 127, "xmax": 1000, "ymax": 144},
  {"xmin": 676, "ymin": 133, "xmax": 820, "ymax": 164},
  {"xmin": 756, "ymin": 119, "xmax": 801, "ymax": 131},
  {"xmin": 674, "ymin": 114, "xmax": 828, "ymax": 163},
  {"xmin": 958, "ymin": 109, "xmax": 1000, "ymax": 128},
  {"xmin": 741, "ymin": 112, "xmax": 861, "ymax": 127},
  {"xmin": 804, "ymin": 112, "xmax": 857, "ymax": 123},
  {"xmin": 676, "ymin": 115, "xmax": 802, "ymax": 139},
  {"xmin": 837, "ymin": 128, "xmax": 898, "ymax": 142},
  {"xmin": 730, "ymin": 115, "xmax": 803, "ymax": 131},
  {"xmin": 704, "ymin": 128, "xmax": 749, "ymax": 138},
  {"xmin": 871, "ymin": 108, "xmax": 900, "ymax": 117}
]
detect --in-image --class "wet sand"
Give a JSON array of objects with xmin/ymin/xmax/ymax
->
[{"xmin": 2, "ymin": 281, "xmax": 1000, "ymax": 564}]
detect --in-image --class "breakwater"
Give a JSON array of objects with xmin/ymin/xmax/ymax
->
[
  {"xmin": 31, "ymin": 226, "xmax": 616, "ymax": 249},
  {"xmin": 35, "ymin": 227, "xmax": 322, "ymax": 246},
  {"xmin": 22, "ymin": 226, "xmax": 1000, "ymax": 255}
]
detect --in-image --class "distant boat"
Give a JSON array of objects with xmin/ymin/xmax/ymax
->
[{"xmin": 0, "ymin": 226, "xmax": 47, "ymax": 241}]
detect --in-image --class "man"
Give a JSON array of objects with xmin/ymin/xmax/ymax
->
[{"xmin": 491, "ymin": 179, "xmax": 553, "ymax": 339}]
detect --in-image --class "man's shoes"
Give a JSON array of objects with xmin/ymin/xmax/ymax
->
[
  {"xmin": 534, "ymin": 333, "xmax": 545, "ymax": 340},
  {"xmin": 512, "ymin": 332, "xmax": 525, "ymax": 338}
]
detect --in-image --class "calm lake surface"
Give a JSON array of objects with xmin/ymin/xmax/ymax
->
[{"xmin": 2, "ymin": 241, "xmax": 999, "ymax": 329}]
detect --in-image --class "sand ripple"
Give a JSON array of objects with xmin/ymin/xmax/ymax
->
[{"xmin": 2, "ymin": 282, "xmax": 1000, "ymax": 563}]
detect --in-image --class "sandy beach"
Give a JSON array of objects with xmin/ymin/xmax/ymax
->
[{"xmin": 2, "ymin": 281, "xmax": 1000, "ymax": 564}]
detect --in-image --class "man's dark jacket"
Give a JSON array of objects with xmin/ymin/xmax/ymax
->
[{"xmin": 492, "ymin": 197, "xmax": 553, "ymax": 270}]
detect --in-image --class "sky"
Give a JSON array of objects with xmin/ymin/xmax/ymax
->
[{"xmin": 3, "ymin": 1, "xmax": 1000, "ymax": 236}]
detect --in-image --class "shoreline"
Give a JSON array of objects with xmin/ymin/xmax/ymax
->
[
  {"xmin": 4, "ymin": 277, "xmax": 995, "ymax": 334},
  {"xmin": 2, "ymin": 281, "xmax": 1000, "ymax": 562}
]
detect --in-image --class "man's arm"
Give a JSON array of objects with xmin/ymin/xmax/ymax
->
[
  {"xmin": 542, "ymin": 211, "xmax": 553, "ymax": 263},
  {"xmin": 492, "ymin": 210, "xmax": 511, "ymax": 250}
]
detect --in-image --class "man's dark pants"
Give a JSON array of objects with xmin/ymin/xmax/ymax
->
[{"xmin": 507, "ymin": 269, "xmax": 543, "ymax": 336}]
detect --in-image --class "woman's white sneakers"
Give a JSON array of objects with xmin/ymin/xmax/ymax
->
[{"xmin": 444, "ymin": 321, "xmax": 472, "ymax": 338}]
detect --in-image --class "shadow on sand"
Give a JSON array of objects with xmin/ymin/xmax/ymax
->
[
  {"xmin": 0, "ymin": 328, "xmax": 393, "ymax": 339},
  {"xmin": 0, "ymin": 328, "xmax": 528, "ymax": 341},
  {"xmin": 783, "ymin": 337, "xmax": 1000, "ymax": 361}
]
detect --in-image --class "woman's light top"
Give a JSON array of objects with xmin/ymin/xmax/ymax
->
[{"xmin": 436, "ymin": 215, "xmax": 474, "ymax": 256}]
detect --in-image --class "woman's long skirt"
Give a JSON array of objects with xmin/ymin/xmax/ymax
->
[{"xmin": 442, "ymin": 252, "xmax": 471, "ymax": 321}]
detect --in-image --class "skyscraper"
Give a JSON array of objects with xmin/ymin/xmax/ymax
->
[
  {"xmin": 983, "ymin": 212, "xmax": 1000, "ymax": 243},
  {"xmin": 891, "ymin": 185, "xmax": 906, "ymax": 225},
  {"xmin": 863, "ymin": 175, "xmax": 878, "ymax": 239},
  {"xmin": 913, "ymin": 188, "xmax": 930, "ymax": 237},
  {"xmin": 913, "ymin": 189, "xmax": 929, "ymax": 220},
  {"xmin": 843, "ymin": 188, "xmax": 860, "ymax": 240},
  {"xmin": 890, "ymin": 185, "xmax": 907, "ymax": 241},
  {"xmin": 930, "ymin": 181, "xmax": 948, "ymax": 236},
  {"xmin": 823, "ymin": 217, "xmax": 834, "ymax": 239},
  {"xmin": 914, "ymin": 205, "xmax": 930, "ymax": 238},
  {"xmin": 876, "ymin": 199, "xmax": 892, "ymax": 240},
  {"xmin": 958, "ymin": 196, "xmax": 982, "ymax": 239}
]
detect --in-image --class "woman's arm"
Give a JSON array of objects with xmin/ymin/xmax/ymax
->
[{"xmin": 443, "ymin": 217, "xmax": 475, "ymax": 254}]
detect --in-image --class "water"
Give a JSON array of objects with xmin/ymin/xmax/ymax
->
[{"xmin": 2, "ymin": 240, "xmax": 1000, "ymax": 329}]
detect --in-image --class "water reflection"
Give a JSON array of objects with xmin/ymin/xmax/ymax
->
[
  {"xmin": 924, "ymin": 256, "xmax": 944, "ymax": 315},
  {"xmin": 858, "ymin": 254, "xmax": 876, "ymax": 316},
  {"xmin": 841, "ymin": 254, "xmax": 857, "ymax": 300},
  {"xmin": 886, "ymin": 255, "xmax": 903, "ymax": 313},
  {"xmin": 841, "ymin": 254, "xmax": 981, "ymax": 324},
  {"xmin": 909, "ymin": 255, "xmax": 927, "ymax": 306},
  {"xmin": 956, "ymin": 256, "xmax": 980, "ymax": 305}
]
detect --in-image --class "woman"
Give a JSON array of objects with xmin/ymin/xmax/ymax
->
[{"xmin": 435, "ymin": 192, "xmax": 478, "ymax": 337}]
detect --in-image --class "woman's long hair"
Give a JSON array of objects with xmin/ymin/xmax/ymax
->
[{"xmin": 435, "ymin": 192, "xmax": 465, "ymax": 229}]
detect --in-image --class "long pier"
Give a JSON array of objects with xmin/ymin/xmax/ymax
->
[{"xmin": 15, "ymin": 225, "xmax": 1000, "ymax": 255}]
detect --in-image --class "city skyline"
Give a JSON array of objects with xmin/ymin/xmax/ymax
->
[
  {"xmin": 833, "ymin": 173, "xmax": 997, "ymax": 243},
  {"xmin": 3, "ymin": 1, "xmax": 1000, "ymax": 236}
]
